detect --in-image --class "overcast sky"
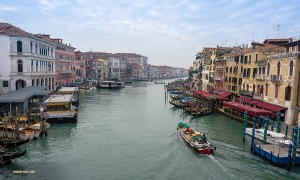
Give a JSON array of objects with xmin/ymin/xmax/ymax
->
[{"xmin": 1, "ymin": 0, "xmax": 299, "ymax": 68}]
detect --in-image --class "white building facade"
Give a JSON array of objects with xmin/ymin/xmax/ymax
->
[
  {"xmin": 0, "ymin": 23, "xmax": 56, "ymax": 94},
  {"xmin": 108, "ymin": 57, "xmax": 120, "ymax": 80}
]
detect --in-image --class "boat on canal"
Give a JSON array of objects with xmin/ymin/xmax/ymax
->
[
  {"xmin": 154, "ymin": 81, "xmax": 165, "ymax": 84},
  {"xmin": 177, "ymin": 122, "xmax": 216, "ymax": 155},
  {"xmin": 0, "ymin": 147, "xmax": 26, "ymax": 160},
  {"xmin": 58, "ymin": 87, "xmax": 79, "ymax": 105},
  {"xmin": 97, "ymin": 81, "xmax": 125, "ymax": 89},
  {"xmin": 44, "ymin": 94, "xmax": 78, "ymax": 123},
  {"xmin": 0, "ymin": 158, "xmax": 11, "ymax": 167},
  {"xmin": 0, "ymin": 137, "xmax": 29, "ymax": 147}
]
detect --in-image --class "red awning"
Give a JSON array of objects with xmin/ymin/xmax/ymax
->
[
  {"xmin": 248, "ymin": 100, "xmax": 263, "ymax": 105},
  {"xmin": 236, "ymin": 96, "xmax": 253, "ymax": 102},
  {"xmin": 220, "ymin": 91, "xmax": 232, "ymax": 97},
  {"xmin": 213, "ymin": 89, "xmax": 221, "ymax": 94},
  {"xmin": 217, "ymin": 96, "xmax": 229, "ymax": 101},
  {"xmin": 224, "ymin": 102, "xmax": 275, "ymax": 117},
  {"xmin": 257, "ymin": 102, "xmax": 287, "ymax": 113},
  {"xmin": 223, "ymin": 101, "xmax": 235, "ymax": 108}
]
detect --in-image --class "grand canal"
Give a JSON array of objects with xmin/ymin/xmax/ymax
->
[{"xmin": 1, "ymin": 80, "xmax": 300, "ymax": 180}]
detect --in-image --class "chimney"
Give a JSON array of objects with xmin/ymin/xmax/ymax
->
[{"xmin": 289, "ymin": 38, "xmax": 293, "ymax": 43}]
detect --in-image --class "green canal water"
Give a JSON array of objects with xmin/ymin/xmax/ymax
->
[{"xmin": 1, "ymin": 80, "xmax": 300, "ymax": 180}]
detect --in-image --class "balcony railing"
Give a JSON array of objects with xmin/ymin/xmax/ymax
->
[
  {"xmin": 253, "ymin": 93, "xmax": 263, "ymax": 100},
  {"xmin": 270, "ymin": 75, "xmax": 283, "ymax": 82},
  {"xmin": 59, "ymin": 59, "xmax": 72, "ymax": 62},
  {"xmin": 214, "ymin": 76, "xmax": 221, "ymax": 81},
  {"xmin": 59, "ymin": 70, "xmax": 72, "ymax": 74},
  {"xmin": 255, "ymin": 74, "xmax": 265, "ymax": 80},
  {"xmin": 11, "ymin": 72, "xmax": 56, "ymax": 76},
  {"xmin": 239, "ymin": 89, "xmax": 254, "ymax": 96}
]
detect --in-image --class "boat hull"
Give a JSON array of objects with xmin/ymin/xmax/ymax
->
[{"xmin": 177, "ymin": 127, "xmax": 215, "ymax": 155}]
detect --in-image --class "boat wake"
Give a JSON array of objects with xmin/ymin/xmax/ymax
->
[{"xmin": 208, "ymin": 155, "xmax": 235, "ymax": 178}]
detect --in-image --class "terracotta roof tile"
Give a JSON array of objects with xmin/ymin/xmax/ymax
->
[
  {"xmin": 257, "ymin": 44, "xmax": 285, "ymax": 51},
  {"xmin": 0, "ymin": 22, "xmax": 30, "ymax": 35}
]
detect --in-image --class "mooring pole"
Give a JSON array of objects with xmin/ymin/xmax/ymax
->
[{"xmin": 243, "ymin": 111, "xmax": 248, "ymax": 142}]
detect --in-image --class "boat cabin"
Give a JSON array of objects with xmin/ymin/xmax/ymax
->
[{"xmin": 57, "ymin": 87, "xmax": 79, "ymax": 105}]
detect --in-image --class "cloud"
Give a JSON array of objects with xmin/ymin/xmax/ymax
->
[{"xmin": 1, "ymin": 0, "xmax": 300, "ymax": 68}]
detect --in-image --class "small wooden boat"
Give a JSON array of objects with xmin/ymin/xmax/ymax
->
[
  {"xmin": 0, "ymin": 137, "xmax": 29, "ymax": 147},
  {"xmin": 0, "ymin": 158, "xmax": 11, "ymax": 167},
  {"xmin": 0, "ymin": 148, "xmax": 26, "ymax": 160},
  {"xmin": 177, "ymin": 122, "xmax": 216, "ymax": 155},
  {"xmin": 154, "ymin": 81, "xmax": 165, "ymax": 84}
]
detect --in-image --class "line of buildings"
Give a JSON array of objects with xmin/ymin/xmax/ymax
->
[
  {"xmin": 0, "ymin": 22, "xmax": 187, "ymax": 95},
  {"xmin": 189, "ymin": 38, "xmax": 300, "ymax": 125}
]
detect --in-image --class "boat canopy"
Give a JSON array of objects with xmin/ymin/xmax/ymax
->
[{"xmin": 178, "ymin": 122, "xmax": 190, "ymax": 128}]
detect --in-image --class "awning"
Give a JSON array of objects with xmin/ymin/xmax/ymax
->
[
  {"xmin": 224, "ymin": 102, "xmax": 275, "ymax": 117},
  {"xmin": 213, "ymin": 89, "xmax": 221, "ymax": 94},
  {"xmin": 220, "ymin": 91, "xmax": 232, "ymax": 97},
  {"xmin": 257, "ymin": 102, "xmax": 287, "ymax": 113},
  {"xmin": 217, "ymin": 96, "xmax": 229, "ymax": 101},
  {"xmin": 236, "ymin": 96, "xmax": 253, "ymax": 102},
  {"xmin": 248, "ymin": 100, "xmax": 263, "ymax": 105}
]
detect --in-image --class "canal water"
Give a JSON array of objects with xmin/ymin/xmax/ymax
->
[{"xmin": 1, "ymin": 80, "xmax": 300, "ymax": 180}]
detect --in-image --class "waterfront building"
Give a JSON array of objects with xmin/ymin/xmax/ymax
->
[
  {"xmin": 265, "ymin": 38, "xmax": 300, "ymax": 125},
  {"xmin": 224, "ymin": 46, "xmax": 244, "ymax": 100},
  {"xmin": 214, "ymin": 47, "xmax": 232, "ymax": 90},
  {"xmin": 192, "ymin": 53, "xmax": 201, "ymax": 89},
  {"xmin": 209, "ymin": 48, "xmax": 216, "ymax": 86},
  {"xmin": 74, "ymin": 51, "xmax": 86, "ymax": 82},
  {"xmin": 107, "ymin": 57, "xmax": 121, "ymax": 81},
  {"xmin": 0, "ymin": 23, "xmax": 56, "ymax": 94}
]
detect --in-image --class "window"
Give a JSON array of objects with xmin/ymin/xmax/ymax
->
[
  {"xmin": 17, "ymin": 40, "xmax": 22, "ymax": 52},
  {"xmin": 265, "ymin": 84, "xmax": 268, "ymax": 96},
  {"xmin": 17, "ymin": 60, "xmax": 23, "ymax": 72},
  {"xmin": 289, "ymin": 61, "xmax": 293, "ymax": 76},
  {"xmin": 253, "ymin": 68, "xmax": 257, "ymax": 77},
  {"xmin": 239, "ymin": 78, "xmax": 242, "ymax": 84},
  {"xmin": 240, "ymin": 66, "xmax": 243, "ymax": 73},
  {"xmin": 276, "ymin": 62, "xmax": 280, "ymax": 75},
  {"xmin": 244, "ymin": 56, "xmax": 248, "ymax": 63},
  {"xmin": 275, "ymin": 84, "xmax": 279, "ymax": 98},
  {"xmin": 30, "ymin": 42, "xmax": 33, "ymax": 53},
  {"xmin": 249, "ymin": 55, "xmax": 251, "ymax": 63},
  {"xmin": 255, "ymin": 54, "xmax": 258, "ymax": 63},
  {"xmin": 260, "ymin": 85, "xmax": 264, "ymax": 95},
  {"xmin": 229, "ymin": 77, "xmax": 231, "ymax": 82},
  {"xmin": 285, "ymin": 86, "xmax": 292, "ymax": 101},
  {"xmin": 267, "ymin": 63, "xmax": 270, "ymax": 75},
  {"xmin": 3, "ymin": 81, "xmax": 8, "ymax": 87},
  {"xmin": 228, "ymin": 85, "xmax": 231, "ymax": 91}
]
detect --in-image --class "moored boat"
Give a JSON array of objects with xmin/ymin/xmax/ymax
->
[
  {"xmin": 0, "ymin": 158, "xmax": 11, "ymax": 167},
  {"xmin": 97, "ymin": 81, "xmax": 125, "ymax": 89},
  {"xmin": 177, "ymin": 122, "xmax": 216, "ymax": 155}
]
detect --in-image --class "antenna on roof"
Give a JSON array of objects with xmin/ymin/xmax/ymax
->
[{"xmin": 277, "ymin": 24, "xmax": 280, "ymax": 38}]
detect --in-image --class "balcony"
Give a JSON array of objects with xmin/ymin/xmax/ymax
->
[
  {"xmin": 239, "ymin": 89, "xmax": 254, "ymax": 96},
  {"xmin": 255, "ymin": 74, "xmax": 265, "ymax": 80},
  {"xmin": 270, "ymin": 75, "xmax": 283, "ymax": 82},
  {"xmin": 59, "ymin": 70, "xmax": 72, "ymax": 74},
  {"xmin": 214, "ymin": 76, "xmax": 221, "ymax": 81},
  {"xmin": 253, "ymin": 93, "xmax": 263, "ymax": 100},
  {"xmin": 59, "ymin": 58, "xmax": 72, "ymax": 62},
  {"xmin": 11, "ymin": 72, "xmax": 56, "ymax": 76},
  {"xmin": 215, "ymin": 65, "xmax": 223, "ymax": 69}
]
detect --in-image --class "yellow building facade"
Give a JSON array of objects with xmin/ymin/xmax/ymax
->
[{"xmin": 265, "ymin": 39, "xmax": 300, "ymax": 125}]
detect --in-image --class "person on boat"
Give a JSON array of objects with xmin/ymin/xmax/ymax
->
[
  {"xmin": 186, "ymin": 127, "xmax": 190, "ymax": 133},
  {"xmin": 39, "ymin": 105, "xmax": 44, "ymax": 120},
  {"xmin": 40, "ymin": 109, "xmax": 48, "ymax": 136}
]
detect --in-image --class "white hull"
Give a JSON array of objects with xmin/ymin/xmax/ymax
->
[{"xmin": 246, "ymin": 128, "xmax": 292, "ymax": 146}]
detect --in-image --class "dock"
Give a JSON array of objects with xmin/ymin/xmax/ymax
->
[{"xmin": 254, "ymin": 144, "xmax": 300, "ymax": 166}]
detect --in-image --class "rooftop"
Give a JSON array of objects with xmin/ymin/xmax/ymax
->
[
  {"xmin": 0, "ymin": 86, "xmax": 51, "ymax": 103},
  {"xmin": 0, "ymin": 22, "xmax": 30, "ymax": 35}
]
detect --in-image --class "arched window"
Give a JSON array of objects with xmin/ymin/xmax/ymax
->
[
  {"xmin": 240, "ymin": 66, "xmax": 243, "ymax": 73},
  {"xmin": 17, "ymin": 60, "xmax": 23, "ymax": 72},
  {"xmin": 230, "ymin": 66, "xmax": 232, "ymax": 73},
  {"xmin": 260, "ymin": 85, "xmax": 264, "ymax": 95},
  {"xmin": 276, "ymin": 62, "xmax": 280, "ymax": 75},
  {"xmin": 257, "ymin": 85, "xmax": 261, "ymax": 94},
  {"xmin": 253, "ymin": 84, "xmax": 255, "ymax": 93},
  {"xmin": 262, "ymin": 67, "xmax": 265, "ymax": 74},
  {"xmin": 289, "ymin": 61, "xmax": 293, "ymax": 76},
  {"xmin": 267, "ymin": 63, "xmax": 270, "ymax": 75},
  {"xmin": 265, "ymin": 84, "xmax": 268, "ymax": 96},
  {"xmin": 17, "ymin": 40, "xmax": 22, "ymax": 52},
  {"xmin": 285, "ymin": 86, "xmax": 292, "ymax": 101},
  {"xmin": 35, "ymin": 44, "xmax": 38, "ymax": 54},
  {"xmin": 32, "ymin": 79, "xmax": 35, "ymax": 86},
  {"xmin": 246, "ymin": 84, "xmax": 249, "ymax": 91},
  {"xmin": 30, "ymin": 42, "xmax": 33, "ymax": 53},
  {"xmin": 259, "ymin": 67, "xmax": 261, "ymax": 74},
  {"xmin": 243, "ymin": 83, "xmax": 245, "ymax": 90}
]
